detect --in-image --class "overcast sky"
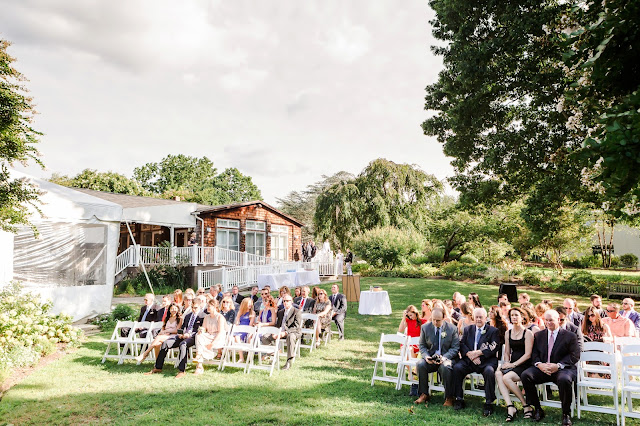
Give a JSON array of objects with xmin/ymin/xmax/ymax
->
[{"xmin": 1, "ymin": 0, "xmax": 452, "ymax": 204}]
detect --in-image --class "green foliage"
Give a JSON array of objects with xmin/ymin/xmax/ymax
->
[
  {"xmin": 90, "ymin": 304, "xmax": 137, "ymax": 332},
  {"xmin": 133, "ymin": 154, "xmax": 216, "ymax": 195},
  {"xmin": 314, "ymin": 158, "xmax": 442, "ymax": 248},
  {"xmin": 555, "ymin": 271, "xmax": 605, "ymax": 297},
  {"xmin": 359, "ymin": 264, "xmax": 439, "ymax": 278},
  {"xmin": 0, "ymin": 39, "xmax": 43, "ymax": 232},
  {"xmin": 351, "ymin": 226, "xmax": 425, "ymax": 270},
  {"xmin": 277, "ymin": 171, "xmax": 355, "ymax": 241},
  {"xmin": 0, "ymin": 282, "xmax": 82, "ymax": 381},
  {"xmin": 521, "ymin": 269, "xmax": 543, "ymax": 286},
  {"xmin": 115, "ymin": 265, "xmax": 187, "ymax": 296},
  {"xmin": 564, "ymin": 255, "xmax": 602, "ymax": 269},
  {"xmin": 438, "ymin": 261, "xmax": 488, "ymax": 280},
  {"xmin": 620, "ymin": 253, "xmax": 639, "ymax": 268},
  {"xmin": 50, "ymin": 169, "xmax": 147, "ymax": 195}
]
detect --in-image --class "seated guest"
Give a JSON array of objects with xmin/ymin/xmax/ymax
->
[
  {"xmin": 457, "ymin": 302, "xmax": 474, "ymax": 334},
  {"xmin": 621, "ymin": 298, "xmax": 640, "ymax": 333},
  {"xmin": 173, "ymin": 289, "xmax": 183, "ymax": 306},
  {"xmin": 555, "ymin": 307, "xmax": 584, "ymax": 351},
  {"xmin": 220, "ymin": 296, "xmax": 236, "ymax": 327},
  {"xmin": 496, "ymin": 307, "xmax": 534, "ymax": 422},
  {"xmin": 312, "ymin": 286, "xmax": 320, "ymax": 300},
  {"xmin": 498, "ymin": 293, "xmax": 509, "ymax": 305},
  {"xmin": 257, "ymin": 294, "xmax": 277, "ymax": 326},
  {"xmin": 295, "ymin": 286, "xmax": 315, "ymax": 313},
  {"xmin": 155, "ymin": 295, "xmax": 172, "ymax": 324},
  {"xmin": 518, "ymin": 292, "xmax": 530, "ymax": 306},
  {"xmin": 489, "ymin": 305, "xmax": 509, "ymax": 356},
  {"xmin": 444, "ymin": 299, "xmax": 454, "ymax": 313},
  {"xmin": 433, "ymin": 300, "xmax": 453, "ymax": 323},
  {"xmin": 499, "ymin": 301, "xmax": 511, "ymax": 321},
  {"xmin": 277, "ymin": 286, "xmax": 292, "ymax": 309},
  {"xmin": 294, "ymin": 287, "xmax": 302, "ymax": 299},
  {"xmin": 312, "ymin": 289, "xmax": 332, "ymax": 347},
  {"xmin": 253, "ymin": 287, "xmax": 270, "ymax": 315},
  {"xmin": 250, "ymin": 286, "xmax": 259, "ymax": 303},
  {"xmin": 184, "ymin": 288, "xmax": 196, "ymax": 299},
  {"xmin": 521, "ymin": 309, "xmax": 580, "ymax": 425},
  {"xmin": 209, "ymin": 284, "xmax": 224, "ymax": 302},
  {"xmin": 414, "ymin": 308, "xmax": 460, "ymax": 407},
  {"xmin": 230, "ymin": 285, "xmax": 244, "ymax": 305},
  {"xmin": 520, "ymin": 302, "xmax": 534, "ymax": 311},
  {"xmin": 121, "ymin": 293, "xmax": 158, "ymax": 339},
  {"xmin": 563, "ymin": 298, "xmax": 584, "ymax": 328},
  {"xmin": 590, "ymin": 294, "xmax": 607, "ymax": 318},
  {"xmin": 196, "ymin": 287, "xmax": 206, "ymax": 297},
  {"xmin": 534, "ymin": 302, "xmax": 550, "ymax": 329},
  {"xmin": 136, "ymin": 302, "xmax": 182, "ymax": 364},
  {"xmin": 582, "ymin": 306, "xmax": 612, "ymax": 342},
  {"xmin": 467, "ymin": 292, "xmax": 483, "ymax": 308},
  {"xmin": 453, "ymin": 307, "xmax": 500, "ymax": 416},
  {"xmin": 602, "ymin": 302, "xmax": 635, "ymax": 338},
  {"xmin": 420, "ymin": 299, "xmax": 433, "ymax": 323},
  {"xmin": 329, "ymin": 284, "xmax": 347, "ymax": 340},
  {"xmin": 194, "ymin": 298, "xmax": 227, "ymax": 374},
  {"xmin": 146, "ymin": 295, "xmax": 206, "ymax": 378},
  {"xmin": 233, "ymin": 298, "xmax": 256, "ymax": 363},
  {"xmin": 522, "ymin": 306, "xmax": 541, "ymax": 333},
  {"xmin": 451, "ymin": 292, "xmax": 466, "ymax": 325},
  {"xmin": 261, "ymin": 295, "xmax": 301, "ymax": 370},
  {"xmin": 182, "ymin": 294, "xmax": 194, "ymax": 316}
]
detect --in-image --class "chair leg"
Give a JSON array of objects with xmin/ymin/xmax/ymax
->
[{"xmin": 371, "ymin": 361, "xmax": 378, "ymax": 386}]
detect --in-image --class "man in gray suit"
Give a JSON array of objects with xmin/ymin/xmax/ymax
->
[
  {"xmin": 414, "ymin": 308, "xmax": 460, "ymax": 407},
  {"xmin": 261, "ymin": 295, "xmax": 301, "ymax": 370}
]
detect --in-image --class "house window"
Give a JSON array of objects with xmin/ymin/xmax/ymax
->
[
  {"xmin": 246, "ymin": 232, "xmax": 265, "ymax": 256},
  {"xmin": 216, "ymin": 229, "xmax": 239, "ymax": 251},
  {"xmin": 246, "ymin": 220, "xmax": 266, "ymax": 231},
  {"xmin": 217, "ymin": 219, "xmax": 240, "ymax": 229},
  {"xmin": 271, "ymin": 225, "xmax": 289, "ymax": 261}
]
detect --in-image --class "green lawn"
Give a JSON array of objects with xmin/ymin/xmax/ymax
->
[{"xmin": 0, "ymin": 277, "xmax": 633, "ymax": 425}]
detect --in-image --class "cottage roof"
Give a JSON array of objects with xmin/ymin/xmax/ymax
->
[
  {"xmin": 72, "ymin": 188, "xmax": 207, "ymax": 209},
  {"xmin": 196, "ymin": 200, "xmax": 304, "ymax": 227}
]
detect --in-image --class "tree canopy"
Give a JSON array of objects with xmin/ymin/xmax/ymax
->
[
  {"xmin": 133, "ymin": 154, "xmax": 217, "ymax": 195},
  {"xmin": 50, "ymin": 169, "xmax": 147, "ymax": 196},
  {"xmin": 0, "ymin": 39, "xmax": 43, "ymax": 232}
]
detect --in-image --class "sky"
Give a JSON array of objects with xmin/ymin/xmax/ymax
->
[{"xmin": 1, "ymin": 0, "xmax": 453, "ymax": 204}]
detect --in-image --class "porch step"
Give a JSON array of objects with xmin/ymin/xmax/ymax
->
[{"xmin": 75, "ymin": 323, "xmax": 101, "ymax": 337}]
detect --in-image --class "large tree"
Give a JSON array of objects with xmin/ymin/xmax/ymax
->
[
  {"xmin": 0, "ymin": 39, "xmax": 43, "ymax": 232},
  {"xmin": 277, "ymin": 171, "xmax": 355, "ymax": 241},
  {"xmin": 192, "ymin": 167, "xmax": 261, "ymax": 205},
  {"xmin": 314, "ymin": 158, "xmax": 442, "ymax": 248},
  {"xmin": 133, "ymin": 154, "xmax": 217, "ymax": 195},
  {"xmin": 50, "ymin": 169, "xmax": 147, "ymax": 195}
]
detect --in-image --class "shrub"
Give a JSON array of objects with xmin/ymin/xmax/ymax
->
[
  {"xmin": 620, "ymin": 253, "xmax": 639, "ymax": 268},
  {"xmin": 351, "ymin": 226, "xmax": 425, "ymax": 270},
  {"xmin": 359, "ymin": 264, "xmax": 439, "ymax": 278},
  {"xmin": 89, "ymin": 303, "xmax": 137, "ymax": 332},
  {"xmin": 438, "ymin": 261, "xmax": 488, "ymax": 280},
  {"xmin": 563, "ymin": 255, "xmax": 601, "ymax": 269},
  {"xmin": 521, "ymin": 269, "xmax": 542, "ymax": 286},
  {"xmin": 0, "ymin": 282, "xmax": 83, "ymax": 382},
  {"xmin": 115, "ymin": 265, "xmax": 187, "ymax": 295},
  {"xmin": 459, "ymin": 254, "xmax": 479, "ymax": 264},
  {"xmin": 556, "ymin": 270, "xmax": 607, "ymax": 296}
]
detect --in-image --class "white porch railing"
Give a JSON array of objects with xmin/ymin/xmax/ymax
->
[{"xmin": 115, "ymin": 246, "xmax": 136, "ymax": 275}]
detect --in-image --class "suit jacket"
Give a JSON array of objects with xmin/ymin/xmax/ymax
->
[
  {"xmin": 252, "ymin": 294, "xmax": 259, "ymax": 304},
  {"xmin": 460, "ymin": 324, "xmax": 500, "ymax": 366},
  {"xmin": 562, "ymin": 322, "xmax": 583, "ymax": 352},
  {"xmin": 138, "ymin": 304, "xmax": 158, "ymax": 323},
  {"xmin": 568, "ymin": 311, "xmax": 584, "ymax": 328},
  {"xmin": 531, "ymin": 328, "xmax": 580, "ymax": 368},
  {"xmin": 181, "ymin": 310, "xmax": 205, "ymax": 336},
  {"xmin": 294, "ymin": 296, "xmax": 315, "ymax": 313},
  {"xmin": 155, "ymin": 306, "xmax": 169, "ymax": 323},
  {"xmin": 329, "ymin": 293, "xmax": 347, "ymax": 315},
  {"xmin": 232, "ymin": 294, "xmax": 245, "ymax": 304},
  {"xmin": 621, "ymin": 310, "xmax": 640, "ymax": 331},
  {"xmin": 419, "ymin": 321, "xmax": 460, "ymax": 361},
  {"xmin": 276, "ymin": 307, "xmax": 302, "ymax": 337}
]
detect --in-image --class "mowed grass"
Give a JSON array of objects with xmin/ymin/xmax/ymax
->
[{"xmin": 0, "ymin": 277, "xmax": 634, "ymax": 425}]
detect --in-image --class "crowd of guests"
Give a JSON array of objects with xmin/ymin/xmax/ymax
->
[
  {"xmin": 399, "ymin": 291, "xmax": 640, "ymax": 425},
  {"xmin": 128, "ymin": 283, "xmax": 347, "ymax": 378}
]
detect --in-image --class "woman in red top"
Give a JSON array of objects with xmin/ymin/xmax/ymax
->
[{"xmin": 399, "ymin": 304, "xmax": 422, "ymax": 354}]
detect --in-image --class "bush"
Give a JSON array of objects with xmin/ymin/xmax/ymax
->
[
  {"xmin": 351, "ymin": 226, "xmax": 425, "ymax": 269},
  {"xmin": 556, "ymin": 271, "xmax": 607, "ymax": 296},
  {"xmin": 620, "ymin": 253, "xmax": 639, "ymax": 268},
  {"xmin": 563, "ymin": 255, "xmax": 601, "ymax": 269},
  {"xmin": 0, "ymin": 282, "xmax": 83, "ymax": 382},
  {"xmin": 438, "ymin": 261, "xmax": 488, "ymax": 280},
  {"xmin": 115, "ymin": 265, "xmax": 187, "ymax": 295},
  {"xmin": 359, "ymin": 264, "xmax": 439, "ymax": 278},
  {"xmin": 521, "ymin": 269, "xmax": 542, "ymax": 286},
  {"xmin": 90, "ymin": 303, "xmax": 137, "ymax": 332}
]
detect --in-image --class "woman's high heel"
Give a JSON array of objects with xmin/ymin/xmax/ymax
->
[{"xmin": 505, "ymin": 404, "xmax": 517, "ymax": 422}]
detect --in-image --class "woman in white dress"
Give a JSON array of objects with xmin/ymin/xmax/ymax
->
[
  {"xmin": 335, "ymin": 249, "xmax": 344, "ymax": 275},
  {"xmin": 194, "ymin": 298, "xmax": 227, "ymax": 374}
]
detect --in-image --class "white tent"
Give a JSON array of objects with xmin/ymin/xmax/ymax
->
[{"xmin": 0, "ymin": 170, "xmax": 123, "ymax": 321}]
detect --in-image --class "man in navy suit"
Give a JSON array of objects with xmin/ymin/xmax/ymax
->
[
  {"xmin": 521, "ymin": 309, "xmax": 580, "ymax": 425},
  {"xmin": 621, "ymin": 298, "xmax": 640, "ymax": 333},
  {"xmin": 329, "ymin": 284, "xmax": 347, "ymax": 340},
  {"xmin": 146, "ymin": 295, "xmax": 206, "ymax": 379},
  {"xmin": 452, "ymin": 307, "xmax": 500, "ymax": 416},
  {"xmin": 563, "ymin": 298, "xmax": 584, "ymax": 328}
]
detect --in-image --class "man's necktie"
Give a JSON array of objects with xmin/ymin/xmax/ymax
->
[
  {"xmin": 547, "ymin": 331, "xmax": 555, "ymax": 362},
  {"xmin": 300, "ymin": 298, "xmax": 305, "ymax": 311},
  {"xmin": 187, "ymin": 313, "xmax": 196, "ymax": 333},
  {"xmin": 475, "ymin": 328, "xmax": 482, "ymax": 349},
  {"xmin": 435, "ymin": 328, "xmax": 441, "ymax": 353},
  {"xmin": 141, "ymin": 307, "xmax": 150, "ymax": 322},
  {"xmin": 162, "ymin": 309, "xmax": 167, "ymax": 322}
]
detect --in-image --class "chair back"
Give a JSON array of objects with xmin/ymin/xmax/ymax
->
[
  {"xmin": 582, "ymin": 341, "xmax": 615, "ymax": 353},
  {"xmin": 111, "ymin": 320, "xmax": 135, "ymax": 339},
  {"xmin": 376, "ymin": 333, "xmax": 407, "ymax": 359},
  {"xmin": 620, "ymin": 344, "xmax": 640, "ymax": 356},
  {"xmin": 615, "ymin": 336, "xmax": 640, "ymax": 351},
  {"xmin": 622, "ymin": 355, "xmax": 640, "ymax": 386}
]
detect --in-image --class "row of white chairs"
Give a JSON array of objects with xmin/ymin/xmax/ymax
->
[
  {"xmin": 371, "ymin": 333, "xmax": 640, "ymax": 425},
  {"xmin": 102, "ymin": 313, "xmax": 335, "ymax": 376}
]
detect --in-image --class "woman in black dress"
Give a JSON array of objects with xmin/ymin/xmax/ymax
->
[{"xmin": 495, "ymin": 307, "xmax": 534, "ymax": 422}]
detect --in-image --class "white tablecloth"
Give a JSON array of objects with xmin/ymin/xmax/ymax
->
[
  {"xmin": 257, "ymin": 272, "xmax": 296, "ymax": 290},
  {"xmin": 295, "ymin": 269, "xmax": 321, "ymax": 287},
  {"xmin": 358, "ymin": 290, "xmax": 392, "ymax": 315}
]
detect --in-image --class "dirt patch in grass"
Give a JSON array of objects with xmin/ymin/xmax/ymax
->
[{"xmin": 0, "ymin": 343, "xmax": 75, "ymax": 400}]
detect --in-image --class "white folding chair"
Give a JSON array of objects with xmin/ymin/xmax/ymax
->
[
  {"xmin": 101, "ymin": 320, "xmax": 136, "ymax": 364},
  {"xmin": 133, "ymin": 322, "xmax": 164, "ymax": 363},
  {"xmin": 199, "ymin": 328, "xmax": 229, "ymax": 370},
  {"xmin": 396, "ymin": 336, "xmax": 420, "ymax": 391},
  {"xmin": 538, "ymin": 381, "xmax": 575, "ymax": 416},
  {"xmin": 298, "ymin": 313, "xmax": 319, "ymax": 355},
  {"xmin": 247, "ymin": 326, "xmax": 281, "ymax": 376},
  {"xmin": 583, "ymin": 341, "xmax": 615, "ymax": 353},
  {"xmin": 220, "ymin": 325, "xmax": 256, "ymax": 373},
  {"xmin": 621, "ymin": 355, "xmax": 640, "ymax": 426},
  {"xmin": 577, "ymin": 351, "xmax": 619, "ymax": 425},
  {"xmin": 371, "ymin": 333, "xmax": 407, "ymax": 386},
  {"xmin": 616, "ymin": 337, "xmax": 640, "ymax": 352}
]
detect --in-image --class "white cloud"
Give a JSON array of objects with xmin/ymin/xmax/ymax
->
[{"xmin": 319, "ymin": 22, "xmax": 371, "ymax": 62}]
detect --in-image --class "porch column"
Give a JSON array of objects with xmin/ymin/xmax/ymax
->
[{"xmin": 169, "ymin": 226, "xmax": 175, "ymax": 265}]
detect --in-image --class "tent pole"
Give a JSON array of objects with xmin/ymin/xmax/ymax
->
[{"xmin": 125, "ymin": 219, "xmax": 154, "ymax": 295}]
